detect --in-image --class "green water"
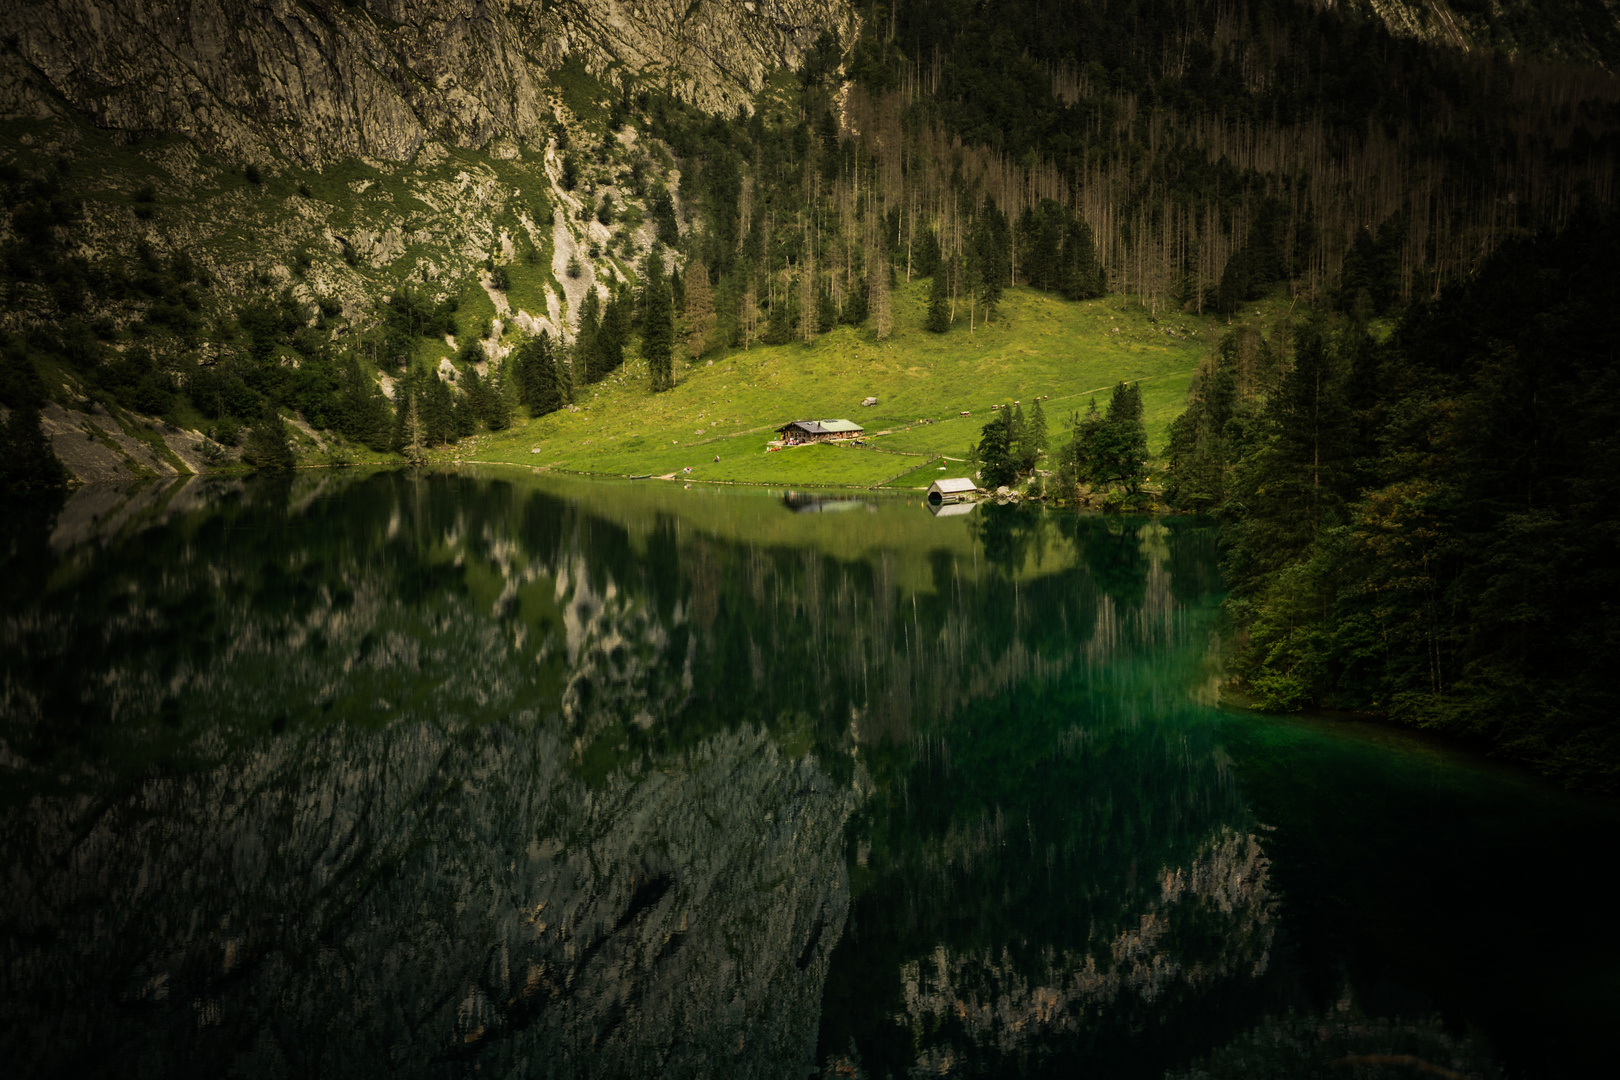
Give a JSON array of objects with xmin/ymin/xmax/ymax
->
[{"xmin": 0, "ymin": 469, "xmax": 1613, "ymax": 1079}]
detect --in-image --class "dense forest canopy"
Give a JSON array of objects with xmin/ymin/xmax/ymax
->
[{"xmin": 1160, "ymin": 208, "xmax": 1620, "ymax": 790}]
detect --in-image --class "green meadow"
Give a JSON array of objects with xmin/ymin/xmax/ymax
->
[{"xmin": 445, "ymin": 281, "xmax": 1286, "ymax": 488}]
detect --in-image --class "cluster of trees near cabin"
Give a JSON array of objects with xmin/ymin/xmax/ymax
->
[
  {"xmin": 1056, "ymin": 383, "xmax": 1149, "ymax": 498},
  {"xmin": 973, "ymin": 399, "xmax": 1049, "ymax": 489},
  {"xmin": 1163, "ymin": 212, "xmax": 1620, "ymax": 791},
  {"xmin": 974, "ymin": 387, "xmax": 1151, "ymax": 500}
]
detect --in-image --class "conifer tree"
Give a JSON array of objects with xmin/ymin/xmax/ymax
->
[
  {"xmin": 1223, "ymin": 320, "xmax": 1353, "ymax": 589},
  {"xmin": 763, "ymin": 292, "xmax": 795, "ymax": 345},
  {"xmin": 642, "ymin": 249, "xmax": 676, "ymax": 392},
  {"xmin": 453, "ymin": 386, "xmax": 477, "ymax": 438},
  {"xmin": 1029, "ymin": 397, "xmax": 1049, "ymax": 460},
  {"xmin": 1060, "ymin": 217, "xmax": 1104, "ymax": 300},
  {"xmin": 462, "ymin": 367, "xmax": 490, "ymax": 425},
  {"xmin": 740, "ymin": 277, "xmax": 759, "ymax": 349},
  {"xmin": 1057, "ymin": 397, "xmax": 1105, "ymax": 494},
  {"xmin": 841, "ymin": 275, "xmax": 868, "ymax": 326},
  {"xmin": 575, "ymin": 289, "xmax": 603, "ymax": 384},
  {"xmin": 913, "ymin": 226, "xmax": 942, "ymax": 279},
  {"xmin": 977, "ymin": 405, "xmax": 1017, "ymax": 489},
  {"xmin": 973, "ymin": 195, "xmax": 1011, "ymax": 319},
  {"xmin": 425, "ymin": 373, "xmax": 455, "ymax": 444},
  {"xmin": 799, "ymin": 259, "xmax": 817, "ymax": 344},
  {"xmin": 403, "ymin": 392, "xmax": 425, "ymax": 463},
  {"xmin": 485, "ymin": 358, "xmax": 513, "ymax": 432},
  {"xmin": 0, "ymin": 401, "xmax": 68, "ymax": 492},
  {"xmin": 515, "ymin": 332, "xmax": 563, "ymax": 416},
  {"xmin": 598, "ymin": 288, "xmax": 630, "ymax": 378},
  {"xmin": 1009, "ymin": 403, "xmax": 1031, "ymax": 472},
  {"xmin": 684, "ymin": 259, "xmax": 715, "ymax": 362},
  {"xmin": 816, "ymin": 288, "xmax": 839, "ymax": 333}
]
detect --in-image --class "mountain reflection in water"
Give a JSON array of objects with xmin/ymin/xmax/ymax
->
[{"xmin": 0, "ymin": 470, "xmax": 1610, "ymax": 1078}]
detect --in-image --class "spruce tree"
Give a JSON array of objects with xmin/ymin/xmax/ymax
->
[
  {"xmin": 426, "ymin": 373, "xmax": 455, "ymax": 444},
  {"xmin": 1057, "ymin": 397, "xmax": 1105, "ymax": 493},
  {"xmin": 1223, "ymin": 319, "xmax": 1353, "ymax": 590},
  {"xmin": 517, "ymin": 333, "xmax": 562, "ymax": 416},
  {"xmin": 642, "ymin": 248, "xmax": 676, "ymax": 392},
  {"xmin": 1101, "ymin": 381, "xmax": 1148, "ymax": 492},
  {"xmin": 841, "ymin": 275, "xmax": 868, "ymax": 326},
  {"xmin": 598, "ymin": 288, "xmax": 630, "ymax": 377},
  {"xmin": 1009, "ymin": 403, "xmax": 1031, "ymax": 472},
  {"xmin": 1074, "ymin": 383, "xmax": 1149, "ymax": 494},
  {"xmin": 913, "ymin": 226, "xmax": 942, "ymax": 278},
  {"xmin": 453, "ymin": 388, "xmax": 477, "ymax": 438},
  {"xmin": 484, "ymin": 358, "xmax": 513, "ymax": 432},
  {"xmin": 763, "ymin": 293, "xmax": 795, "ymax": 345},
  {"xmin": 462, "ymin": 367, "xmax": 490, "ymax": 426},
  {"xmin": 1061, "ymin": 217, "xmax": 1104, "ymax": 300},
  {"xmin": 0, "ymin": 401, "xmax": 68, "ymax": 492},
  {"xmin": 977, "ymin": 406, "xmax": 1017, "ymax": 489},
  {"xmin": 816, "ymin": 288, "xmax": 839, "ymax": 333},
  {"xmin": 973, "ymin": 195, "xmax": 1011, "ymax": 319},
  {"xmin": 576, "ymin": 289, "xmax": 603, "ymax": 384}
]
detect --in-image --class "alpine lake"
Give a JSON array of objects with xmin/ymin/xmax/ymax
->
[{"xmin": 2, "ymin": 468, "xmax": 1615, "ymax": 1079}]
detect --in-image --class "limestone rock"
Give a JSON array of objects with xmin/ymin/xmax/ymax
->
[{"xmin": 0, "ymin": 1, "xmax": 857, "ymax": 166}]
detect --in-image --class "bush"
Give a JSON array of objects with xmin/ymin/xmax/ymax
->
[{"xmin": 241, "ymin": 409, "xmax": 294, "ymax": 470}]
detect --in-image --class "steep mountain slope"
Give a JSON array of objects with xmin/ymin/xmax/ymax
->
[{"xmin": 0, "ymin": 0, "xmax": 854, "ymax": 164}]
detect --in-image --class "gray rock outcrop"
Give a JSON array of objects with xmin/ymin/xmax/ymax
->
[{"xmin": 0, "ymin": 0, "xmax": 855, "ymax": 166}]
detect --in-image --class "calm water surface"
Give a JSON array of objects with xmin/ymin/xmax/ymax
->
[{"xmin": 1, "ymin": 469, "xmax": 1614, "ymax": 1079}]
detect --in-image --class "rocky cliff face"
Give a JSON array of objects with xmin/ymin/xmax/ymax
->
[{"xmin": 0, "ymin": 0, "xmax": 854, "ymax": 166}]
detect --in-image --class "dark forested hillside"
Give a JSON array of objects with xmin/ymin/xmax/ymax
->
[
  {"xmin": 1175, "ymin": 212, "xmax": 1620, "ymax": 789},
  {"xmin": 839, "ymin": 0, "xmax": 1620, "ymax": 310}
]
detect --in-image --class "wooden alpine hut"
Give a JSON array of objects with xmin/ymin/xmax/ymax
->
[{"xmin": 776, "ymin": 419, "xmax": 864, "ymax": 445}]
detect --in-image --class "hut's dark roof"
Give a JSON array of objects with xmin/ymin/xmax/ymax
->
[{"xmin": 778, "ymin": 419, "xmax": 865, "ymax": 435}]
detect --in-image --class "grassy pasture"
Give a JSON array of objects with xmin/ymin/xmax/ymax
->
[{"xmin": 450, "ymin": 281, "xmax": 1277, "ymax": 488}]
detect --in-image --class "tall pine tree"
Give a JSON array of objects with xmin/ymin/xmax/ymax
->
[
  {"xmin": 642, "ymin": 249, "xmax": 675, "ymax": 392},
  {"xmin": 576, "ymin": 289, "xmax": 604, "ymax": 384}
]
